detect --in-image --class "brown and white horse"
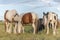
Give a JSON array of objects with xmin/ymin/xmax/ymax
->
[
  {"xmin": 43, "ymin": 12, "xmax": 58, "ymax": 35},
  {"xmin": 18, "ymin": 12, "xmax": 38, "ymax": 34},
  {"xmin": 4, "ymin": 10, "xmax": 19, "ymax": 34}
]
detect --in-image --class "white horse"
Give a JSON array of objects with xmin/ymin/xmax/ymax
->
[
  {"xmin": 4, "ymin": 10, "xmax": 19, "ymax": 34},
  {"xmin": 43, "ymin": 12, "xmax": 58, "ymax": 35}
]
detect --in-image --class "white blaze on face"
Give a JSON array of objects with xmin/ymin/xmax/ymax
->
[{"xmin": 48, "ymin": 12, "xmax": 53, "ymax": 20}]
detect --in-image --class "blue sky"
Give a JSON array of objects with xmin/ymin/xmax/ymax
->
[{"xmin": 0, "ymin": 0, "xmax": 60, "ymax": 20}]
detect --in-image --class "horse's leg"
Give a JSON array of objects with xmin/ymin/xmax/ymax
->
[
  {"xmin": 52, "ymin": 22, "xmax": 55, "ymax": 35},
  {"xmin": 4, "ymin": 20, "xmax": 7, "ymax": 32},
  {"xmin": 46, "ymin": 22, "xmax": 49, "ymax": 34},
  {"xmin": 6, "ymin": 22, "xmax": 10, "ymax": 33},
  {"xmin": 5, "ymin": 21, "xmax": 7, "ymax": 32},
  {"xmin": 55, "ymin": 22, "xmax": 57, "ymax": 35},
  {"xmin": 22, "ymin": 26, "xmax": 24, "ymax": 33},
  {"xmin": 6, "ymin": 22, "xmax": 8, "ymax": 32},
  {"xmin": 14, "ymin": 23, "xmax": 17, "ymax": 34},
  {"xmin": 53, "ymin": 22, "xmax": 57, "ymax": 35},
  {"xmin": 17, "ymin": 22, "xmax": 22, "ymax": 33},
  {"xmin": 52, "ymin": 22, "xmax": 56, "ymax": 35},
  {"xmin": 35, "ymin": 19, "xmax": 38, "ymax": 33},
  {"xmin": 31, "ymin": 13, "xmax": 38, "ymax": 34},
  {"xmin": 32, "ymin": 23, "xmax": 36, "ymax": 34},
  {"xmin": 8, "ymin": 23, "xmax": 12, "ymax": 33},
  {"xmin": 32, "ymin": 19, "xmax": 36, "ymax": 34}
]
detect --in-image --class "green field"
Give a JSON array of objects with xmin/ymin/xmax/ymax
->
[{"xmin": 0, "ymin": 22, "xmax": 60, "ymax": 40}]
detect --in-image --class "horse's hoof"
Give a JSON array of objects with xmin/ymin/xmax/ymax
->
[
  {"xmin": 46, "ymin": 33, "xmax": 49, "ymax": 35},
  {"xmin": 53, "ymin": 33, "xmax": 56, "ymax": 36},
  {"xmin": 17, "ymin": 33, "xmax": 21, "ymax": 35},
  {"xmin": 33, "ymin": 32, "xmax": 35, "ymax": 34}
]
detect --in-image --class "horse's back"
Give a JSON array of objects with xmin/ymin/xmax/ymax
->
[{"xmin": 5, "ymin": 10, "xmax": 17, "ymax": 21}]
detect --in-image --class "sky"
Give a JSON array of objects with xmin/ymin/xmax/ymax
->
[{"xmin": 0, "ymin": 0, "xmax": 60, "ymax": 20}]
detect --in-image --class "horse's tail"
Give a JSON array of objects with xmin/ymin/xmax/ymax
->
[
  {"xmin": 4, "ymin": 10, "xmax": 9, "ymax": 20},
  {"xmin": 4, "ymin": 10, "xmax": 9, "ymax": 32}
]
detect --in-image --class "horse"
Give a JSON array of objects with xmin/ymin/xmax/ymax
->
[
  {"xmin": 57, "ymin": 19, "xmax": 60, "ymax": 28},
  {"xmin": 43, "ymin": 12, "xmax": 58, "ymax": 35},
  {"xmin": 18, "ymin": 12, "xmax": 38, "ymax": 34},
  {"xmin": 37, "ymin": 18, "xmax": 45, "ymax": 32},
  {"xmin": 4, "ymin": 10, "xmax": 19, "ymax": 34}
]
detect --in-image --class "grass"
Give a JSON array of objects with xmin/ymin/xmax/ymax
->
[{"xmin": 0, "ymin": 22, "xmax": 60, "ymax": 40}]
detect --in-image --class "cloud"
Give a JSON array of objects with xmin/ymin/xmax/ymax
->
[
  {"xmin": 0, "ymin": 4, "xmax": 16, "ymax": 6},
  {"xmin": 0, "ymin": 0, "xmax": 60, "ymax": 8},
  {"xmin": 40, "ymin": 0, "xmax": 60, "ymax": 7},
  {"xmin": 36, "ymin": 0, "xmax": 53, "ymax": 7},
  {"xmin": 38, "ymin": 0, "xmax": 53, "ymax": 3},
  {"xmin": 0, "ymin": 0, "xmax": 37, "ymax": 4},
  {"xmin": 53, "ymin": 0, "xmax": 60, "ymax": 2},
  {"xmin": 57, "ymin": 7, "xmax": 60, "ymax": 10}
]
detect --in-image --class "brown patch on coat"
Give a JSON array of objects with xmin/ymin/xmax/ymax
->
[{"xmin": 22, "ymin": 12, "xmax": 32, "ymax": 24}]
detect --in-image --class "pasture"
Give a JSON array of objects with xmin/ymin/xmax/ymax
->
[{"xmin": 0, "ymin": 21, "xmax": 60, "ymax": 40}]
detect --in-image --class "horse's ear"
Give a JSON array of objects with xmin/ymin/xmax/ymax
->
[
  {"xmin": 47, "ymin": 12, "xmax": 49, "ymax": 14},
  {"xmin": 5, "ymin": 10, "xmax": 9, "ymax": 12},
  {"xmin": 43, "ymin": 12, "xmax": 45, "ymax": 15}
]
